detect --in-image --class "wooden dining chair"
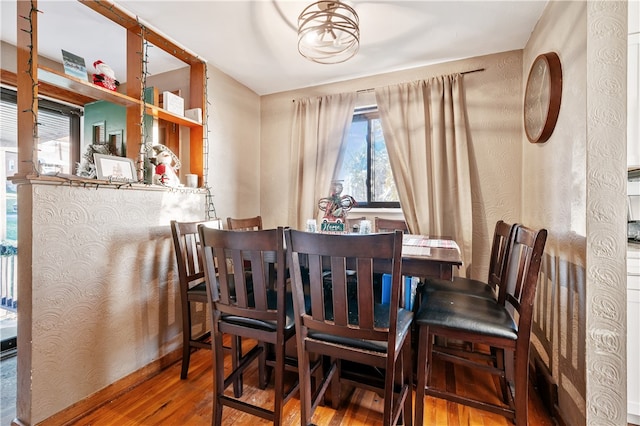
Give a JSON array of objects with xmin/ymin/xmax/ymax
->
[
  {"xmin": 227, "ymin": 215, "xmax": 263, "ymax": 231},
  {"xmin": 374, "ymin": 217, "xmax": 409, "ymax": 233},
  {"xmin": 345, "ymin": 216, "xmax": 366, "ymax": 233},
  {"xmin": 422, "ymin": 220, "xmax": 517, "ymax": 300},
  {"xmin": 170, "ymin": 219, "xmax": 222, "ymax": 380},
  {"xmin": 414, "ymin": 224, "xmax": 547, "ymax": 425},
  {"xmin": 285, "ymin": 229, "xmax": 413, "ymax": 426},
  {"xmin": 199, "ymin": 226, "xmax": 298, "ymax": 425}
]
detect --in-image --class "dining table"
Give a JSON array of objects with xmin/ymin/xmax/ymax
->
[
  {"xmin": 398, "ymin": 234, "xmax": 462, "ymax": 280},
  {"xmin": 262, "ymin": 231, "xmax": 463, "ymax": 295}
]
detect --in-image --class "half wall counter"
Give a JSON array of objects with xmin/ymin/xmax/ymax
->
[{"xmin": 14, "ymin": 176, "xmax": 208, "ymax": 424}]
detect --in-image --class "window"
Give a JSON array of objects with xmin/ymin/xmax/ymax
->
[
  {"xmin": 1, "ymin": 88, "xmax": 82, "ymax": 176},
  {"xmin": 1, "ymin": 87, "xmax": 81, "ymax": 241},
  {"xmin": 335, "ymin": 107, "xmax": 400, "ymax": 208}
]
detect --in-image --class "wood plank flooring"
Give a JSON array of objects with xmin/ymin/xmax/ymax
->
[{"xmin": 68, "ymin": 339, "xmax": 555, "ymax": 426}]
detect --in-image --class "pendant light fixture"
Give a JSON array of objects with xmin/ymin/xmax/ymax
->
[{"xmin": 297, "ymin": 1, "xmax": 360, "ymax": 64}]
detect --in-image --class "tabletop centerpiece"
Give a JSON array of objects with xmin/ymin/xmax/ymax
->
[{"xmin": 317, "ymin": 180, "xmax": 356, "ymax": 233}]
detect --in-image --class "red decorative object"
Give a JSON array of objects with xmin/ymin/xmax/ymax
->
[{"xmin": 91, "ymin": 60, "xmax": 120, "ymax": 91}]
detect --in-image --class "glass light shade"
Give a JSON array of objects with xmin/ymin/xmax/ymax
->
[{"xmin": 298, "ymin": 1, "xmax": 360, "ymax": 64}]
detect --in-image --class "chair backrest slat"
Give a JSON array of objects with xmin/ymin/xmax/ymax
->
[
  {"xmin": 331, "ymin": 256, "xmax": 348, "ymax": 326},
  {"xmin": 486, "ymin": 220, "xmax": 518, "ymax": 293},
  {"xmin": 357, "ymin": 258, "xmax": 375, "ymax": 326},
  {"xmin": 498, "ymin": 225, "xmax": 547, "ymax": 338},
  {"xmin": 248, "ymin": 250, "xmax": 269, "ymax": 310}
]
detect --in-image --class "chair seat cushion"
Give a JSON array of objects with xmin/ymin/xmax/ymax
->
[
  {"xmin": 422, "ymin": 276, "xmax": 495, "ymax": 300},
  {"xmin": 309, "ymin": 307, "xmax": 413, "ymax": 353},
  {"xmin": 417, "ymin": 291, "xmax": 517, "ymax": 340},
  {"xmin": 220, "ymin": 290, "xmax": 296, "ymax": 333}
]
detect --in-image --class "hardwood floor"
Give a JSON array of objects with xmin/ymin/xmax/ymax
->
[{"xmin": 68, "ymin": 340, "xmax": 555, "ymax": 426}]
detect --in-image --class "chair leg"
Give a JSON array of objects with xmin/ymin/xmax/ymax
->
[
  {"xmin": 514, "ymin": 349, "xmax": 529, "ymax": 425},
  {"xmin": 494, "ymin": 348, "xmax": 511, "ymax": 405},
  {"xmin": 403, "ymin": 337, "xmax": 413, "ymax": 426},
  {"xmin": 330, "ymin": 358, "xmax": 341, "ymax": 409},
  {"xmin": 213, "ymin": 332, "xmax": 225, "ymax": 426},
  {"xmin": 298, "ymin": 347, "xmax": 313, "ymax": 426},
  {"xmin": 180, "ymin": 302, "xmax": 192, "ymax": 380},
  {"xmin": 383, "ymin": 357, "xmax": 395, "ymax": 426},
  {"xmin": 231, "ymin": 335, "xmax": 243, "ymax": 397},
  {"xmin": 258, "ymin": 342, "xmax": 268, "ymax": 389},
  {"xmin": 273, "ymin": 340, "xmax": 285, "ymax": 425},
  {"xmin": 414, "ymin": 324, "xmax": 430, "ymax": 425}
]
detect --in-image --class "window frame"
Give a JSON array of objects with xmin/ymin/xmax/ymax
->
[
  {"xmin": 1, "ymin": 87, "xmax": 82, "ymax": 172},
  {"xmin": 340, "ymin": 106, "xmax": 400, "ymax": 209}
]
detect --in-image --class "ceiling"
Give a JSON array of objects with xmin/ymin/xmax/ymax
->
[{"xmin": 1, "ymin": 0, "xmax": 548, "ymax": 96}]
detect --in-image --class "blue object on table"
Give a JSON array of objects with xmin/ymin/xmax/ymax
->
[
  {"xmin": 405, "ymin": 276, "xmax": 415, "ymax": 311},
  {"xmin": 382, "ymin": 274, "xmax": 418, "ymax": 309},
  {"xmin": 382, "ymin": 274, "xmax": 391, "ymax": 304}
]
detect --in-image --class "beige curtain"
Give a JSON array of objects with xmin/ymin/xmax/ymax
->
[
  {"xmin": 375, "ymin": 74, "xmax": 472, "ymax": 273},
  {"xmin": 288, "ymin": 93, "xmax": 356, "ymax": 230}
]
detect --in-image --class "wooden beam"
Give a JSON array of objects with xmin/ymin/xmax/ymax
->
[
  {"xmin": 189, "ymin": 61, "xmax": 206, "ymax": 178},
  {"xmin": 17, "ymin": 0, "xmax": 38, "ymax": 176},
  {"xmin": 126, "ymin": 27, "xmax": 144, "ymax": 175},
  {"xmin": 79, "ymin": 0, "xmax": 203, "ymax": 66}
]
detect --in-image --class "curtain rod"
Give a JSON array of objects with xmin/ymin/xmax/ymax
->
[{"xmin": 356, "ymin": 67, "xmax": 486, "ymax": 94}]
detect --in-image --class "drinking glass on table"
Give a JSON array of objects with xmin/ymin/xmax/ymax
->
[
  {"xmin": 306, "ymin": 219, "xmax": 317, "ymax": 233},
  {"xmin": 359, "ymin": 220, "xmax": 372, "ymax": 234}
]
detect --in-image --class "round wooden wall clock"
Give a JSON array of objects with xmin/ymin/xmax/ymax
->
[{"xmin": 524, "ymin": 52, "xmax": 563, "ymax": 143}]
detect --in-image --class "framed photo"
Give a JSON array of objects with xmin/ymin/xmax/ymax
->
[{"xmin": 93, "ymin": 154, "xmax": 137, "ymax": 182}]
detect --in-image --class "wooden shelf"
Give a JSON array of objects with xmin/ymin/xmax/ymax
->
[
  {"xmin": 18, "ymin": 1, "xmax": 206, "ymax": 180},
  {"xmin": 38, "ymin": 66, "xmax": 202, "ymax": 129},
  {"xmin": 11, "ymin": 173, "xmax": 207, "ymax": 193},
  {"xmin": 146, "ymin": 104, "xmax": 202, "ymax": 128},
  {"xmin": 38, "ymin": 66, "xmax": 141, "ymax": 108}
]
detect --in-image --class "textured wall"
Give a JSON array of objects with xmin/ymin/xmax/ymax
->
[
  {"xmin": 206, "ymin": 65, "xmax": 262, "ymax": 221},
  {"xmin": 523, "ymin": 1, "xmax": 628, "ymax": 425},
  {"xmin": 584, "ymin": 1, "xmax": 628, "ymax": 424},
  {"xmin": 18, "ymin": 183, "xmax": 206, "ymax": 424},
  {"xmin": 260, "ymin": 50, "xmax": 524, "ymax": 281},
  {"xmin": 523, "ymin": 2, "xmax": 589, "ymax": 424}
]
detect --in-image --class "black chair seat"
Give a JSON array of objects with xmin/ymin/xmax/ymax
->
[
  {"xmin": 186, "ymin": 281, "xmax": 207, "ymax": 297},
  {"xmin": 422, "ymin": 276, "xmax": 495, "ymax": 299},
  {"xmin": 417, "ymin": 291, "xmax": 517, "ymax": 340},
  {"xmin": 421, "ymin": 221, "xmax": 517, "ymax": 303},
  {"xmin": 310, "ymin": 307, "xmax": 413, "ymax": 353},
  {"xmin": 221, "ymin": 290, "xmax": 297, "ymax": 332}
]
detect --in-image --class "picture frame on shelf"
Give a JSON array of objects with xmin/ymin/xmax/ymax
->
[
  {"xmin": 61, "ymin": 49, "xmax": 88, "ymax": 81},
  {"xmin": 92, "ymin": 121, "xmax": 106, "ymax": 143},
  {"xmin": 108, "ymin": 129, "xmax": 124, "ymax": 156},
  {"xmin": 93, "ymin": 154, "xmax": 137, "ymax": 182}
]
